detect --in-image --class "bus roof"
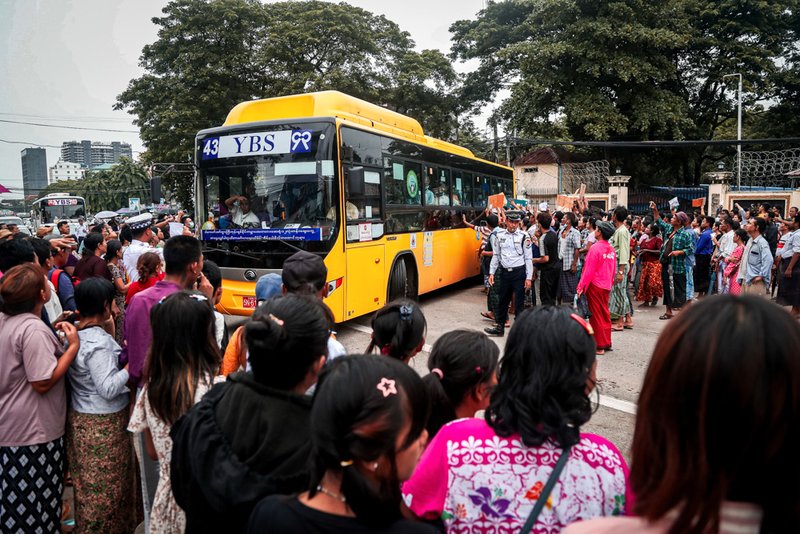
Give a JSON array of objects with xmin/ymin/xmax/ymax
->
[{"xmin": 223, "ymin": 91, "xmax": 509, "ymax": 170}]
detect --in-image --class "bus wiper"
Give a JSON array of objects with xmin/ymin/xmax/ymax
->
[
  {"xmin": 276, "ymin": 239, "xmax": 305, "ymax": 254},
  {"xmin": 202, "ymin": 245, "xmax": 260, "ymax": 261}
]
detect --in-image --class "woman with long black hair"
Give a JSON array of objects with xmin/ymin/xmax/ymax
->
[
  {"xmin": 128, "ymin": 290, "xmax": 221, "ymax": 533},
  {"xmin": 404, "ymin": 306, "xmax": 630, "ymax": 532}
]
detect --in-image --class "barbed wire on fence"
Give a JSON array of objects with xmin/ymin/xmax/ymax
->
[
  {"xmin": 561, "ymin": 160, "xmax": 609, "ymax": 193},
  {"xmin": 738, "ymin": 147, "xmax": 800, "ymax": 189}
]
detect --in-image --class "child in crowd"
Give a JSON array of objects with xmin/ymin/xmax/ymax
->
[
  {"xmin": 128, "ymin": 290, "xmax": 222, "ymax": 533},
  {"xmin": 423, "ymin": 329, "xmax": 499, "ymax": 439},
  {"xmin": 246, "ymin": 355, "xmax": 436, "ymax": 533},
  {"xmin": 565, "ymin": 296, "xmax": 800, "ymax": 533},
  {"xmin": 171, "ymin": 294, "xmax": 332, "ymax": 533},
  {"xmin": 125, "ymin": 251, "xmax": 164, "ymax": 305},
  {"xmin": 403, "ymin": 306, "xmax": 630, "ymax": 531},
  {"xmin": 66, "ymin": 278, "xmax": 134, "ymax": 533},
  {"xmin": 220, "ymin": 273, "xmax": 282, "ymax": 376},
  {"xmin": 366, "ymin": 299, "xmax": 427, "ymax": 363}
]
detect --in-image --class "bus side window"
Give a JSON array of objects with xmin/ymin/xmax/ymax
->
[
  {"xmin": 384, "ymin": 158, "xmax": 407, "ymax": 206},
  {"xmin": 404, "ymin": 162, "xmax": 422, "ymax": 205},
  {"xmin": 345, "ymin": 166, "xmax": 381, "ymax": 221},
  {"xmin": 503, "ymin": 177, "xmax": 514, "ymax": 199},
  {"xmin": 454, "ymin": 171, "xmax": 469, "ymax": 207},
  {"xmin": 474, "ymin": 175, "xmax": 489, "ymax": 208},
  {"xmin": 423, "ymin": 166, "xmax": 435, "ymax": 206},
  {"xmin": 436, "ymin": 168, "xmax": 452, "ymax": 207}
]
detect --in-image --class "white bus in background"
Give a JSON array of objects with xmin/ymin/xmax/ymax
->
[{"xmin": 32, "ymin": 193, "xmax": 87, "ymax": 230}]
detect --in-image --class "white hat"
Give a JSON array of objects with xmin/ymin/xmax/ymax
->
[
  {"xmin": 126, "ymin": 212, "xmax": 153, "ymax": 231},
  {"xmin": 538, "ymin": 202, "xmax": 549, "ymax": 211}
]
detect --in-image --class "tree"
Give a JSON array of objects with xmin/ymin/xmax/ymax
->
[
  {"xmin": 116, "ymin": 0, "xmax": 464, "ymax": 207},
  {"xmin": 451, "ymin": 0, "xmax": 800, "ymax": 184}
]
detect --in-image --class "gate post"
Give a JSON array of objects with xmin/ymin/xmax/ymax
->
[
  {"xmin": 706, "ymin": 171, "xmax": 732, "ymax": 214},
  {"xmin": 607, "ymin": 175, "xmax": 631, "ymax": 209}
]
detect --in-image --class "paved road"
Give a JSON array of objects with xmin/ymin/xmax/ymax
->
[{"xmin": 226, "ymin": 279, "xmax": 669, "ymax": 462}]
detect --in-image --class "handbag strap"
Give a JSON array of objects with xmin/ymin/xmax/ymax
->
[{"xmin": 519, "ymin": 443, "xmax": 573, "ymax": 534}]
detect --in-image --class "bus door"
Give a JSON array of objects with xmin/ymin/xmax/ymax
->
[{"xmin": 345, "ymin": 241, "xmax": 385, "ymax": 319}]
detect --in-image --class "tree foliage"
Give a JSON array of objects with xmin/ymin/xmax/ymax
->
[
  {"xmin": 116, "ymin": 0, "xmax": 461, "ymax": 207},
  {"xmin": 40, "ymin": 158, "xmax": 151, "ymax": 214},
  {"xmin": 451, "ymin": 0, "xmax": 800, "ymax": 184}
]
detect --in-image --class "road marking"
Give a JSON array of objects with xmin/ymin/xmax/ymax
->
[
  {"xmin": 343, "ymin": 323, "xmax": 637, "ymax": 414},
  {"xmin": 596, "ymin": 394, "xmax": 637, "ymax": 415},
  {"xmin": 342, "ymin": 322, "xmax": 433, "ymax": 353}
]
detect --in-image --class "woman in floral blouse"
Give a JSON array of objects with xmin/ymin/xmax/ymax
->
[{"xmin": 403, "ymin": 306, "xmax": 631, "ymax": 532}]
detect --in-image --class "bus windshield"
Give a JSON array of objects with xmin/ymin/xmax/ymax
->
[
  {"xmin": 37, "ymin": 197, "xmax": 86, "ymax": 223},
  {"xmin": 199, "ymin": 122, "xmax": 337, "ymax": 233}
]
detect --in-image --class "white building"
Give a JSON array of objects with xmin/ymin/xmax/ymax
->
[{"xmin": 49, "ymin": 159, "xmax": 86, "ymax": 184}]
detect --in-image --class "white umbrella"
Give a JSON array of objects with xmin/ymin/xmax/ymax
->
[{"xmin": 95, "ymin": 210, "xmax": 118, "ymax": 219}]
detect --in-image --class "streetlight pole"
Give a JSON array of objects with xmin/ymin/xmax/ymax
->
[{"xmin": 723, "ymin": 73, "xmax": 742, "ymax": 189}]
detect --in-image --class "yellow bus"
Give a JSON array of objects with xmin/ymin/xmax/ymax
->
[{"xmin": 195, "ymin": 91, "xmax": 514, "ymax": 322}]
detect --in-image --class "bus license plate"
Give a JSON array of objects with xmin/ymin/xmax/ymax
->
[{"xmin": 242, "ymin": 296, "xmax": 257, "ymax": 309}]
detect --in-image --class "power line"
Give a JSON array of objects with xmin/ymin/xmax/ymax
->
[
  {"xmin": 0, "ymin": 138, "xmax": 62, "ymax": 148},
  {"xmin": 0, "ymin": 119, "xmax": 139, "ymax": 134},
  {"xmin": 510, "ymin": 136, "xmax": 800, "ymax": 148},
  {"xmin": 0, "ymin": 112, "xmax": 134, "ymax": 123}
]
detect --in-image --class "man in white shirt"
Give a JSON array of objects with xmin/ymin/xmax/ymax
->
[
  {"xmin": 225, "ymin": 195, "xmax": 261, "ymax": 227},
  {"xmin": 122, "ymin": 213, "xmax": 163, "ymax": 283},
  {"xmin": 712, "ymin": 216, "xmax": 737, "ymax": 293}
]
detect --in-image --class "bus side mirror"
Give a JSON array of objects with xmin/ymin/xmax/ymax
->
[{"xmin": 347, "ymin": 166, "xmax": 365, "ymax": 196}]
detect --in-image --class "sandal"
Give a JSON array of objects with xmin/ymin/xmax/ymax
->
[
  {"xmin": 480, "ymin": 312, "xmax": 494, "ymax": 320},
  {"xmin": 596, "ymin": 350, "xmax": 605, "ymax": 355},
  {"xmin": 611, "ymin": 325, "xmax": 624, "ymax": 331},
  {"xmin": 659, "ymin": 313, "xmax": 673, "ymax": 320}
]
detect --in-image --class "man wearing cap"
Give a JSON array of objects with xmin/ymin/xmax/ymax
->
[
  {"xmin": 122, "ymin": 213, "xmax": 163, "ymax": 283},
  {"xmin": 485, "ymin": 211, "xmax": 533, "ymax": 337}
]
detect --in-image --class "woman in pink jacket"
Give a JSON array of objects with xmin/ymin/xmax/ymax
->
[{"xmin": 576, "ymin": 221, "xmax": 617, "ymax": 354}]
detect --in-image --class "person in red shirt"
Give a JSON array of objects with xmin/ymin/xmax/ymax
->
[{"xmin": 125, "ymin": 252, "xmax": 164, "ymax": 305}]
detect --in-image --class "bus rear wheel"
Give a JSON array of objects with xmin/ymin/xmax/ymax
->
[{"xmin": 387, "ymin": 256, "xmax": 417, "ymax": 303}]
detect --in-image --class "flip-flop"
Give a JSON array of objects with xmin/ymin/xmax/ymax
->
[
  {"xmin": 659, "ymin": 314, "xmax": 673, "ymax": 320},
  {"xmin": 480, "ymin": 312, "xmax": 494, "ymax": 320},
  {"xmin": 611, "ymin": 325, "xmax": 624, "ymax": 331}
]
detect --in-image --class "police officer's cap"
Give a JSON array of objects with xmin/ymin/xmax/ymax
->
[
  {"xmin": 127, "ymin": 213, "xmax": 153, "ymax": 232},
  {"xmin": 506, "ymin": 211, "xmax": 523, "ymax": 222}
]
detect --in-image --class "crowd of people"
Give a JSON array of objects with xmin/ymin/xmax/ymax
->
[
  {"xmin": 1, "ymin": 202, "xmax": 800, "ymax": 534},
  {"xmin": 470, "ymin": 200, "xmax": 800, "ymax": 351}
]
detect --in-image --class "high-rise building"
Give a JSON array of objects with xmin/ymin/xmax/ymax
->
[
  {"xmin": 61, "ymin": 140, "xmax": 133, "ymax": 168},
  {"xmin": 21, "ymin": 147, "xmax": 48, "ymax": 198},
  {"xmin": 49, "ymin": 160, "xmax": 86, "ymax": 184}
]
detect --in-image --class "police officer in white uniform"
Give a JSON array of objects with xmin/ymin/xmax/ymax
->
[
  {"xmin": 485, "ymin": 211, "xmax": 533, "ymax": 337},
  {"xmin": 122, "ymin": 213, "xmax": 164, "ymax": 283}
]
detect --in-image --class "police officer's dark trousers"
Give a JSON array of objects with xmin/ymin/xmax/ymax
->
[{"xmin": 494, "ymin": 266, "xmax": 526, "ymax": 328}]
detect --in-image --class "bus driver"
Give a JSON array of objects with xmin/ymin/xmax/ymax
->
[{"xmin": 224, "ymin": 195, "xmax": 261, "ymax": 228}]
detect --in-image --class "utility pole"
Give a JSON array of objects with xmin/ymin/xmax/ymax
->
[{"xmin": 723, "ymin": 73, "xmax": 742, "ymax": 189}]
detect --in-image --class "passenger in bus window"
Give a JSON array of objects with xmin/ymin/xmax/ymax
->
[{"xmin": 224, "ymin": 195, "xmax": 261, "ymax": 228}]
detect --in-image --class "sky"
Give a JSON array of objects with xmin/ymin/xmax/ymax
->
[{"xmin": 0, "ymin": 0, "xmax": 490, "ymax": 198}]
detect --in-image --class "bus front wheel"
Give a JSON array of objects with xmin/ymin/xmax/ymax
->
[{"xmin": 387, "ymin": 256, "xmax": 418, "ymax": 303}]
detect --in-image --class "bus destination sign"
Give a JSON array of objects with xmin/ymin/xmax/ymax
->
[
  {"xmin": 46, "ymin": 198, "xmax": 78, "ymax": 206},
  {"xmin": 201, "ymin": 129, "xmax": 312, "ymax": 160}
]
